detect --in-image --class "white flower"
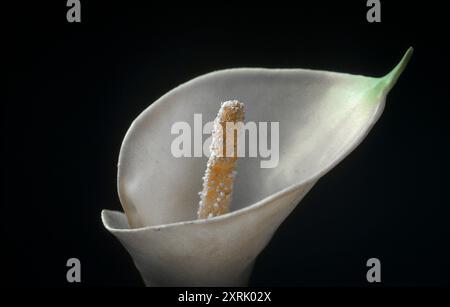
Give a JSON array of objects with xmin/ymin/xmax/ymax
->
[{"xmin": 102, "ymin": 48, "xmax": 413, "ymax": 286}]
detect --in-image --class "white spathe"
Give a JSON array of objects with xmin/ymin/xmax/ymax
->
[{"xmin": 101, "ymin": 48, "xmax": 413, "ymax": 286}]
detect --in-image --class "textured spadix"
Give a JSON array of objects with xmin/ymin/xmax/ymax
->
[{"xmin": 102, "ymin": 48, "xmax": 413, "ymax": 286}]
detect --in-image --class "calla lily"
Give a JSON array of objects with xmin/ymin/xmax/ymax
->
[{"xmin": 102, "ymin": 48, "xmax": 413, "ymax": 286}]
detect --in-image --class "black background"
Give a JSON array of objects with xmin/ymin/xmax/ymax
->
[{"xmin": 4, "ymin": 1, "xmax": 450, "ymax": 287}]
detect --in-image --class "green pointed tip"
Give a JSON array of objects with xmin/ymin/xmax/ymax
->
[{"xmin": 380, "ymin": 47, "xmax": 413, "ymax": 93}]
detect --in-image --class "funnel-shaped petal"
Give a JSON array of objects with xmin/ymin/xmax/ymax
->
[{"xmin": 102, "ymin": 48, "xmax": 413, "ymax": 286}]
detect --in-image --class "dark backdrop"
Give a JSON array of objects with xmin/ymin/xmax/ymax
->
[{"xmin": 4, "ymin": 1, "xmax": 450, "ymax": 286}]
